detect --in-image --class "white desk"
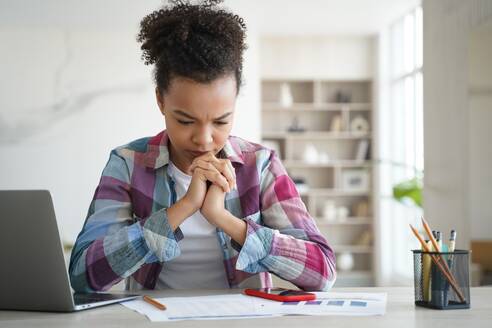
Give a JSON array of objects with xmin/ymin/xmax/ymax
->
[{"xmin": 1, "ymin": 287, "xmax": 491, "ymax": 327}]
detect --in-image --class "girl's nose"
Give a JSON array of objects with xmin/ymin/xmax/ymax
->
[{"xmin": 192, "ymin": 126, "xmax": 213, "ymax": 146}]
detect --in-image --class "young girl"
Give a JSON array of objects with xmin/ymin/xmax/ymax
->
[{"xmin": 69, "ymin": 0, "xmax": 336, "ymax": 292}]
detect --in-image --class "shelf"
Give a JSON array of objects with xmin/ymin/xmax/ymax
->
[
  {"xmin": 298, "ymin": 188, "xmax": 370, "ymax": 197},
  {"xmin": 315, "ymin": 217, "xmax": 372, "ymax": 225},
  {"xmin": 284, "ymin": 160, "xmax": 371, "ymax": 168},
  {"xmin": 262, "ymin": 131, "xmax": 371, "ymax": 139},
  {"xmin": 333, "ymin": 245, "xmax": 373, "ymax": 253},
  {"xmin": 261, "ymin": 77, "xmax": 375, "ymax": 286},
  {"xmin": 262, "ymin": 102, "xmax": 371, "ymax": 111}
]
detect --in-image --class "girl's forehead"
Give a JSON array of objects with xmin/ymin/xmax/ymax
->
[{"xmin": 166, "ymin": 76, "xmax": 237, "ymax": 115}]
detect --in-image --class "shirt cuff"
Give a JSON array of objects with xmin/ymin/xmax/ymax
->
[
  {"xmin": 140, "ymin": 207, "xmax": 183, "ymax": 262},
  {"xmin": 233, "ymin": 216, "xmax": 277, "ymax": 273}
]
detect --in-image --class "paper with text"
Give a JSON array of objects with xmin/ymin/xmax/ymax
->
[{"xmin": 122, "ymin": 292, "xmax": 387, "ymax": 322}]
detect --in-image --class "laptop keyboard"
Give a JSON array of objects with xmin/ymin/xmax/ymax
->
[{"xmin": 74, "ymin": 293, "xmax": 134, "ymax": 305}]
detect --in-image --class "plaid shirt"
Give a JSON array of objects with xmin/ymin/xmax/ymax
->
[{"xmin": 69, "ymin": 130, "xmax": 336, "ymax": 292}]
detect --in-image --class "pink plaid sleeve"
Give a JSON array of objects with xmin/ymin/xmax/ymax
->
[{"xmin": 235, "ymin": 150, "xmax": 337, "ymax": 291}]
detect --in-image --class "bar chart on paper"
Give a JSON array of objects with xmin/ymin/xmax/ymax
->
[{"xmin": 261, "ymin": 292, "xmax": 387, "ymax": 316}]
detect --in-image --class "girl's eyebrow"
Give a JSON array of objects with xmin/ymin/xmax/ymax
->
[
  {"xmin": 173, "ymin": 109, "xmax": 233, "ymax": 120},
  {"xmin": 173, "ymin": 110, "xmax": 195, "ymax": 119}
]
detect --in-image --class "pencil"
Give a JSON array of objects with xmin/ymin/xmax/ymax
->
[
  {"xmin": 143, "ymin": 295, "xmax": 166, "ymax": 310},
  {"xmin": 421, "ymin": 217, "xmax": 458, "ymax": 285},
  {"xmin": 422, "ymin": 239, "xmax": 432, "ymax": 302},
  {"xmin": 409, "ymin": 224, "xmax": 466, "ymax": 303}
]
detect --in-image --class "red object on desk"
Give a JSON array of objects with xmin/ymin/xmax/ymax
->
[{"xmin": 243, "ymin": 288, "xmax": 316, "ymax": 302}]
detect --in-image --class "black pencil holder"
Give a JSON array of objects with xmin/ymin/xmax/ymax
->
[{"xmin": 412, "ymin": 250, "xmax": 470, "ymax": 310}]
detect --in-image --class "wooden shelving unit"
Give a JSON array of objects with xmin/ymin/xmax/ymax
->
[{"xmin": 261, "ymin": 79, "xmax": 375, "ymax": 288}]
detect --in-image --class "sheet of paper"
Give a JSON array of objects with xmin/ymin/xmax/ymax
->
[
  {"xmin": 256, "ymin": 292, "xmax": 387, "ymax": 316},
  {"xmin": 122, "ymin": 294, "xmax": 275, "ymax": 321},
  {"xmin": 122, "ymin": 292, "xmax": 387, "ymax": 322}
]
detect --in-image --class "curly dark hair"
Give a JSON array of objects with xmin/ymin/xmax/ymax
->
[{"xmin": 137, "ymin": 0, "xmax": 247, "ymax": 94}]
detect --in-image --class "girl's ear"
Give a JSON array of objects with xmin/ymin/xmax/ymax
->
[{"xmin": 155, "ymin": 87, "xmax": 165, "ymax": 115}]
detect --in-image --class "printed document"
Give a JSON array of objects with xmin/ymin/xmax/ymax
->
[{"xmin": 122, "ymin": 292, "xmax": 387, "ymax": 322}]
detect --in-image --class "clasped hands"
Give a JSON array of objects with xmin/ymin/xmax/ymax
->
[{"xmin": 183, "ymin": 152, "xmax": 236, "ymax": 227}]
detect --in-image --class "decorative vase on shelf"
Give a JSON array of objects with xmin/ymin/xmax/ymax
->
[
  {"xmin": 287, "ymin": 116, "xmax": 305, "ymax": 133},
  {"xmin": 335, "ymin": 90, "xmax": 352, "ymax": 103},
  {"xmin": 350, "ymin": 115, "xmax": 370, "ymax": 134},
  {"xmin": 330, "ymin": 114, "xmax": 342, "ymax": 133},
  {"xmin": 322, "ymin": 200, "xmax": 337, "ymax": 222},
  {"xmin": 302, "ymin": 143, "xmax": 319, "ymax": 164},
  {"xmin": 336, "ymin": 206, "xmax": 349, "ymax": 221},
  {"xmin": 353, "ymin": 200, "xmax": 370, "ymax": 217},
  {"xmin": 355, "ymin": 230, "xmax": 372, "ymax": 246},
  {"xmin": 337, "ymin": 252, "xmax": 355, "ymax": 271},
  {"xmin": 279, "ymin": 83, "xmax": 293, "ymax": 107}
]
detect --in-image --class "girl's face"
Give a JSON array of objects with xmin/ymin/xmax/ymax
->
[{"xmin": 156, "ymin": 74, "xmax": 237, "ymax": 174}]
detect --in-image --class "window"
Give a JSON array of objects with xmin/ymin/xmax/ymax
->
[{"xmin": 377, "ymin": 5, "xmax": 423, "ymax": 285}]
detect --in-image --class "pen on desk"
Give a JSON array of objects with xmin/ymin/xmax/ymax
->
[
  {"xmin": 143, "ymin": 295, "xmax": 166, "ymax": 310},
  {"xmin": 449, "ymin": 230, "xmax": 457, "ymax": 262},
  {"xmin": 449, "ymin": 230, "xmax": 456, "ymax": 252},
  {"xmin": 436, "ymin": 231, "xmax": 442, "ymax": 252}
]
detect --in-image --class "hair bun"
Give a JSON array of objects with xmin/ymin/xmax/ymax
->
[{"xmin": 137, "ymin": 0, "xmax": 247, "ymax": 93}]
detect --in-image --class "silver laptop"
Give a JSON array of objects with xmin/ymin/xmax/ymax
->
[{"xmin": 0, "ymin": 190, "xmax": 139, "ymax": 312}]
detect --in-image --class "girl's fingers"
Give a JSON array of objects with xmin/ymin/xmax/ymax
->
[
  {"xmin": 190, "ymin": 157, "xmax": 236, "ymax": 190},
  {"xmin": 225, "ymin": 160, "xmax": 237, "ymax": 189},
  {"xmin": 215, "ymin": 160, "xmax": 235, "ymax": 190},
  {"xmin": 193, "ymin": 165, "xmax": 230, "ymax": 192},
  {"xmin": 190, "ymin": 153, "xmax": 217, "ymax": 171},
  {"xmin": 191, "ymin": 159, "xmax": 216, "ymax": 173},
  {"xmin": 204, "ymin": 169, "xmax": 230, "ymax": 192}
]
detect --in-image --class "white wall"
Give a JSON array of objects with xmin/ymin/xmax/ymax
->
[
  {"xmin": 423, "ymin": 0, "xmax": 492, "ymax": 249},
  {"xmin": 0, "ymin": 2, "xmax": 260, "ymax": 244},
  {"xmin": 260, "ymin": 36, "xmax": 374, "ymax": 80},
  {"xmin": 468, "ymin": 22, "xmax": 492, "ymax": 240}
]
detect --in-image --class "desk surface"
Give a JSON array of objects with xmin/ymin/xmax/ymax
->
[{"xmin": 1, "ymin": 287, "xmax": 491, "ymax": 327}]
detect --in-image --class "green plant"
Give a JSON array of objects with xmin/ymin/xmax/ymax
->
[{"xmin": 393, "ymin": 177, "xmax": 423, "ymax": 208}]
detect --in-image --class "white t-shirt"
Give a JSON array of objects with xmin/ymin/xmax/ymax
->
[{"xmin": 156, "ymin": 161, "xmax": 230, "ymax": 289}]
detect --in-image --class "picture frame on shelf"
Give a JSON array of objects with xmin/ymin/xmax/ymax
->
[{"xmin": 341, "ymin": 169, "xmax": 370, "ymax": 192}]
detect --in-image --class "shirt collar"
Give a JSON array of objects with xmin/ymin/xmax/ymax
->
[{"xmin": 144, "ymin": 130, "xmax": 245, "ymax": 170}]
